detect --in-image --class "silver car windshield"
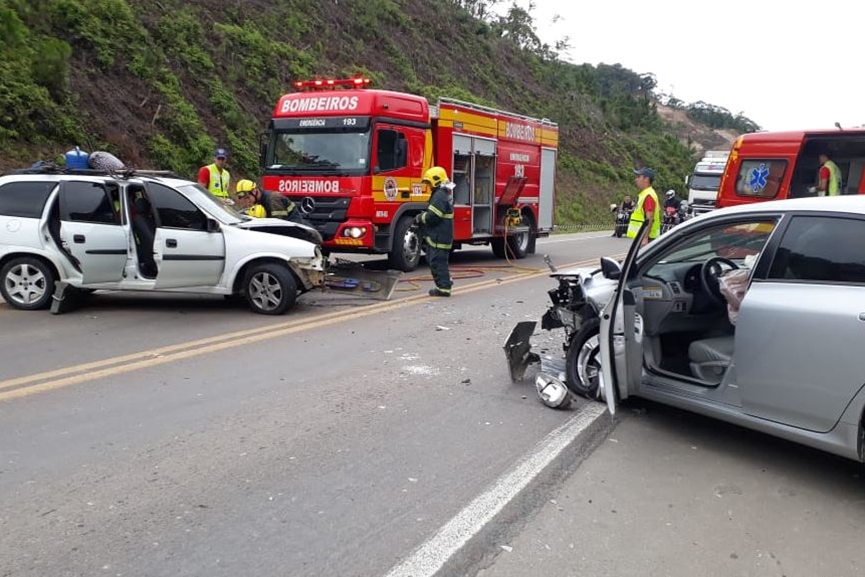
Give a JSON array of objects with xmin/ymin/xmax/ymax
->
[
  {"xmin": 658, "ymin": 221, "xmax": 777, "ymax": 264},
  {"xmin": 178, "ymin": 183, "xmax": 249, "ymax": 224}
]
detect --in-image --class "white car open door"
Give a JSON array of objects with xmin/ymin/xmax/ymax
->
[
  {"xmin": 599, "ymin": 220, "xmax": 650, "ymax": 415},
  {"xmin": 58, "ymin": 181, "xmax": 128, "ymax": 284},
  {"xmin": 144, "ymin": 182, "xmax": 226, "ymax": 289}
]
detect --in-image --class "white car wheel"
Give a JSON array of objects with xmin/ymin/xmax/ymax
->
[
  {"xmin": 0, "ymin": 257, "xmax": 56, "ymax": 311},
  {"xmin": 243, "ymin": 263, "xmax": 297, "ymax": 315}
]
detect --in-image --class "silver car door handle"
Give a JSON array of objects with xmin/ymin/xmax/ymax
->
[
  {"xmin": 166, "ymin": 239, "xmax": 177, "ymax": 248},
  {"xmin": 859, "ymin": 313, "xmax": 865, "ymax": 322}
]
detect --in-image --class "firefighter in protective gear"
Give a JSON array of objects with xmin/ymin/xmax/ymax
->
[
  {"xmin": 414, "ymin": 166, "xmax": 454, "ymax": 297},
  {"xmin": 235, "ymin": 179, "xmax": 304, "ymax": 223},
  {"xmin": 628, "ymin": 167, "xmax": 661, "ymax": 244}
]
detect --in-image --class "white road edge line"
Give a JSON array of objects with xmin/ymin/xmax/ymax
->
[{"xmin": 383, "ymin": 402, "xmax": 608, "ymax": 577}]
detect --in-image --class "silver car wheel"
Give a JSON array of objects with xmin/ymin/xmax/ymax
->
[
  {"xmin": 4, "ymin": 263, "xmax": 48, "ymax": 306},
  {"xmin": 249, "ymin": 271, "xmax": 283, "ymax": 312}
]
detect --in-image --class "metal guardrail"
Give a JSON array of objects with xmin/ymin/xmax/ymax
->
[{"xmin": 550, "ymin": 223, "xmax": 614, "ymax": 232}]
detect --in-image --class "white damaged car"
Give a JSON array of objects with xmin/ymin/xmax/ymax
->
[{"xmin": 0, "ymin": 171, "xmax": 325, "ymax": 315}]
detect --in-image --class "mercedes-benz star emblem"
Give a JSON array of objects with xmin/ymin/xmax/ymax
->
[{"xmin": 300, "ymin": 197, "xmax": 316, "ymax": 214}]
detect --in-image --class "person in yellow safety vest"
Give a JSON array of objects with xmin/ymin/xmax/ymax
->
[
  {"xmin": 627, "ymin": 167, "xmax": 661, "ymax": 245},
  {"xmin": 817, "ymin": 152, "xmax": 842, "ymax": 196},
  {"xmin": 197, "ymin": 148, "xmax": 231, "ymax": 198}
]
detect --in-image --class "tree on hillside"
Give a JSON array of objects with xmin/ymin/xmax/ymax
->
[
  {"xmin": 493, "ymin": 2, "xmax": 542, "ymax": 52},
  {"xmin": 686, "ymin": 101, "xmax": 760, "ymax": 133},
  {"xmin": 448, "ymin": 0, "xmax": 501, "ymax": 20}
]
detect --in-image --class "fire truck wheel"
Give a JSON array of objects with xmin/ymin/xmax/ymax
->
[
  {"xmin": 523, "ymin": 212, "xmax": 537, "ymax": 255},
  {"xmin": 506, "ymin": 231, "xmax": 529, "ymax": 259},
  {"xmin": 491, "ymin": 238, "xmax": 506, "ymax": 259},
  {"xmin": 388, "ymin": 216, "xmax": 422, "ymax": 272}
]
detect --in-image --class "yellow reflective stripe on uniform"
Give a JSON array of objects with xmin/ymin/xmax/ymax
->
[
  {"xmin": 428, "ymin": 204, "xmax": 445, "ymax": 218},
  {"xmin": 425, "ymin": 237, "xmax": 452, "ymax": 249},
  {"xmin": 427, "ymin": 205, "xmax": 454, "ymax": 219}
]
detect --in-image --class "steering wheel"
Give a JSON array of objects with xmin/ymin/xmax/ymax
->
[{"xmin": 700, "ymin": 257, "xmax": 738, "ymax": 307}]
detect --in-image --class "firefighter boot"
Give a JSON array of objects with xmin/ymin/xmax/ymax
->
[{"xmin": 427, "ymin": 247, "xmax": 452, "ymax": 297}]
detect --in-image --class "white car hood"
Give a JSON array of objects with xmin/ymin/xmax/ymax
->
[
  {"xmin": 222, "ymin": 224, "xmax": 318, "ymax": 259},
  {"xmin": 234, "ymin": 217, "xmax": 322, "ymax": 246}
]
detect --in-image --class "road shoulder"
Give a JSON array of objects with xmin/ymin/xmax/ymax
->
[{"xmin": 477, "ymin": 403, "xmax": 865, "ymax": 577}]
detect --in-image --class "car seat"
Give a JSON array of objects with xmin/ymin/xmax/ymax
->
[
  {"xmin": 131, "ymin": 197, "xmax": 157, "ymax": 278},
  {"xmin": 688, "ymin": 336, "xmax": 735, "ymax": 383}
]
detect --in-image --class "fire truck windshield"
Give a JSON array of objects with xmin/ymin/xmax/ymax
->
[{"xmin": 266, "ymin": 129, "xmax": 371, "ymax": 174}]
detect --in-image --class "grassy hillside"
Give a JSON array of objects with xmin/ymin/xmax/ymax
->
[{"xmin": 0, "ymin": 0, "xmax": 754, "ymax": 226}]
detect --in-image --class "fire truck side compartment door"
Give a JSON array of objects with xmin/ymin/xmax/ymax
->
[
  {"xmin": 453, "ymin": 135, "xmax": 472, "ymax": 155},
  {"xmin": 474, "ymin": 138, "xmax": 496, "ymax": 156},
  {"xmin": 539, "ymin": 147, "xmax": 556, "ymax": 230}
]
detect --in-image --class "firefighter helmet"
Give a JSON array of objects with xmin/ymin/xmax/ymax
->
[
  {"xmin": 236, "ymin": 179, "xmax": 257, "ymax": 197},
  {"xmin": 421, "ymin": 166, "xmax": 448, "ymax": 188},
  {"xmin": 245, "ymin": 204, "xmax": 266, "ymax": 218}
]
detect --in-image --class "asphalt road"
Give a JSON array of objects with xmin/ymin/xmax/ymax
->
[
  {"xmin": 0, "ymin": 232, "xmax": 623, "ymax": 577},
  {"xmin": 478, "ymin": 401, "xmax": 865, "ymax": 577}
]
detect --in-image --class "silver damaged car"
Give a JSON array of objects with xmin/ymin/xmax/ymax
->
[{"xmin": 506, "ymin": 196, "xmax": 865, "ymax": 462}]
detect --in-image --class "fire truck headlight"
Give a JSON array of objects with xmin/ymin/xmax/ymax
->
[{"xmin": 344, "ymin": 227, "xmax": 366, "ymax": 239}]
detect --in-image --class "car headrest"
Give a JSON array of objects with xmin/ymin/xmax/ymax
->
[{"xmin": 133, "ymin": 197, "xmax": 151, "ymax": 213}]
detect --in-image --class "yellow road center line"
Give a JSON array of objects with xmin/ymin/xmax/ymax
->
[
  {"xmin": 0, "ymin": 268, "xmax": 539, "ymax": 393},
  {"xmin": 0, "ymin": 255, "xmax": 621, "ymax": 402}
]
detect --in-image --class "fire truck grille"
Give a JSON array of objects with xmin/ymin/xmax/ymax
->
[{"xmin": 295, "ymin": 196, "xmax": 351, "ymax": 241}]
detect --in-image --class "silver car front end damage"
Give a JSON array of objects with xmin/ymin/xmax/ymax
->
[{"xmin": 504, "ymin": 260, "xmax": 618, "ymax": 408}]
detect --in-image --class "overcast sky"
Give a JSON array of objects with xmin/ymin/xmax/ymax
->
[{"xmin": 518, "ymin": 0, "xmax": 864, "ymax": 131}]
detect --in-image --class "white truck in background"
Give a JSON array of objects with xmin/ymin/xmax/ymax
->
[{"xmin": 685, "ymin": 150, "xmax": 730, "ymax": 216}]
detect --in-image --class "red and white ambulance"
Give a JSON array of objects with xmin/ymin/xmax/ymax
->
[
  {"xmin": 259, "ymin": 78, "xmax": 559, "ymax": 271},
  {"xmin": 716, "ymin": 128, "xmax": 865, "ymax": 210}
]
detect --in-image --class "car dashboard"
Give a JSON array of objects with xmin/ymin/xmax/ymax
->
[{"xmin": 633, "ymin": 261, "xmax": 721, "ymax": 335}]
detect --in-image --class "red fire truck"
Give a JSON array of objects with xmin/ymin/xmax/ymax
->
[{"xmin": 259, "ymin": 78, "xmax": 559, "ymax": 271}]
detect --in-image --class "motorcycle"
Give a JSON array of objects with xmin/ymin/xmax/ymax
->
[
  {"xmin": 662, "ymin": 201, "xmax": 691, "ymax": 234},
  {"xmin": 661, "ymin": 205, "xmax": 679, "ymax": 234},
  {"xmin": 612, "ymin": 204, "xmax": 633, "ymax": 238},
  {"xmin": 679, "ymin": 200, "xmax": 691, "ymax": 221}
]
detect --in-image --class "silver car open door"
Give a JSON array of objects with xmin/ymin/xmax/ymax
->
[{"xmin": 599, "ymin": 220, "xmax": 650, "ymax": 415}]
